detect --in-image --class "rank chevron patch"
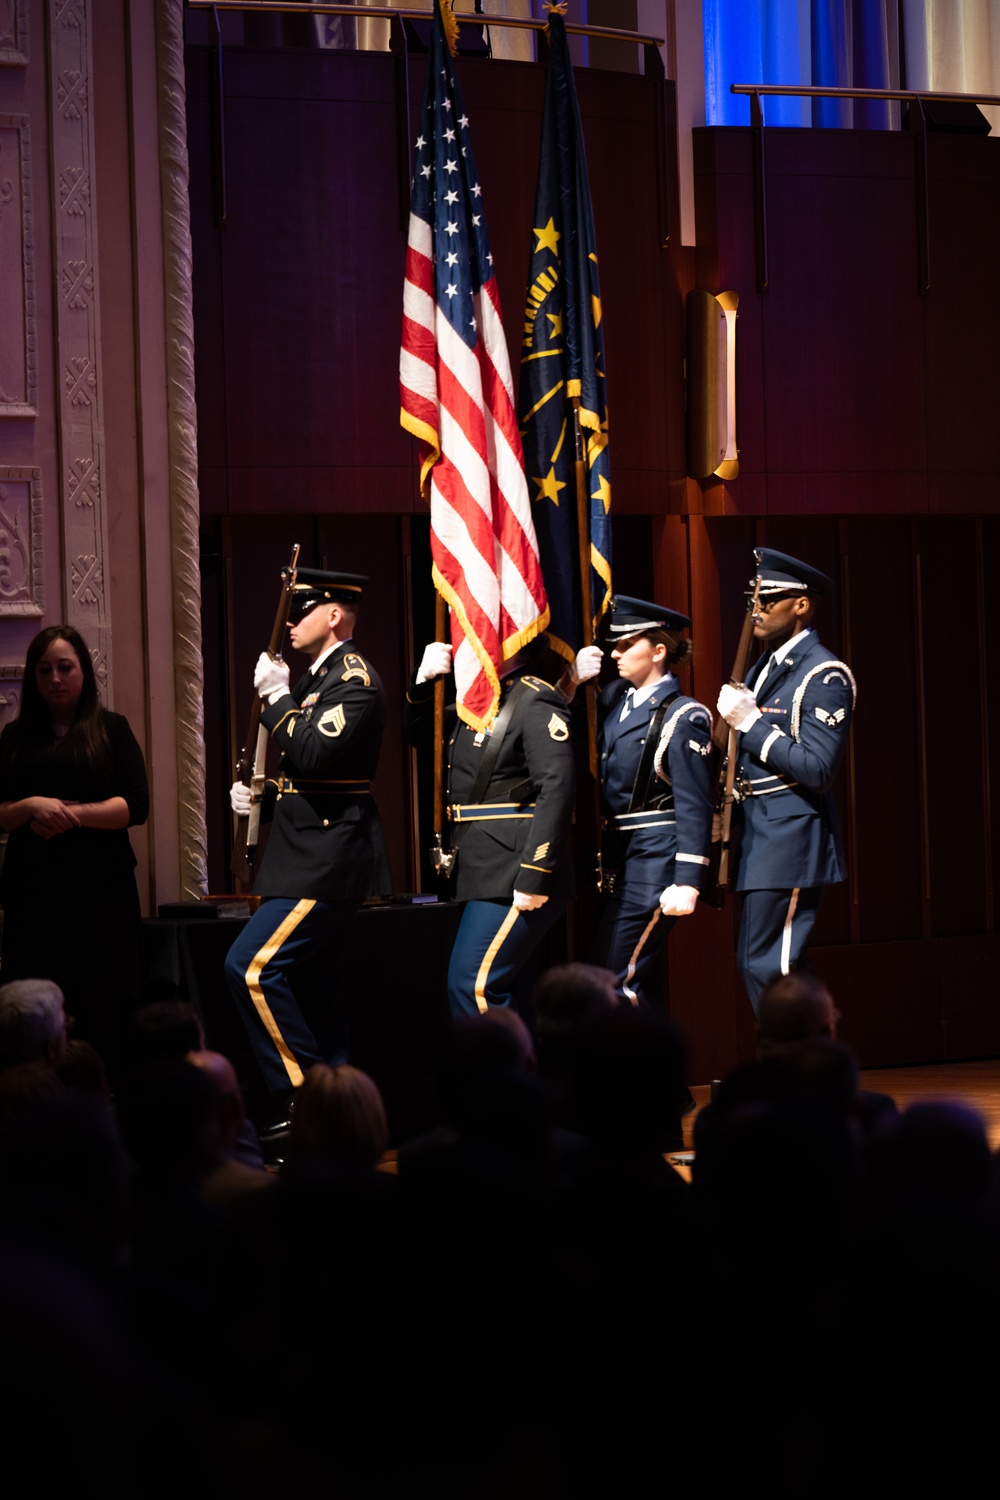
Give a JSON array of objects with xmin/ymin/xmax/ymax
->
[{"xmin": 318, "ymin": 704, "xmax": 347, "ymax": 737}]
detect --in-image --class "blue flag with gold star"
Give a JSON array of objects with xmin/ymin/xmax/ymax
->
[{"xmin": 517, "ymin": 2, "xmax": 611, "ymax": 661}]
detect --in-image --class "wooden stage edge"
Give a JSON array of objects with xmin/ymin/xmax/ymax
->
[{"xmin": 683, "ymin": 1058, "xmax": 1000, "ymax": 1151}]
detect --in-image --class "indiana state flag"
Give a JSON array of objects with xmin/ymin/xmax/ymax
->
[{"xmin": 517, "ymin": 1, "xmax": 611, "ymax": 661}]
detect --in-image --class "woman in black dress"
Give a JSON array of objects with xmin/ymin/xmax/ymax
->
[{"xmin": 0, "ymin": 626, "xmax": 149, "ymax": 1065}]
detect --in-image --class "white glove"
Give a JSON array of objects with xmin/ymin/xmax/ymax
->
[
  {"xmin": 230, "ymin": 781, "xmax": 252, "ymax": 816},
  {"xmin": 569, "ymin": 646, "xmax": 603, "ymax": 685},
  {"xmin": 416, "ymin": 641, "xmax": 452, "ymax": 684},
  {"xmin": 659, "ymin": 884, "xmax": 699, "ymax": 917},
  {"xmin": 255, "ymin": 651, "xmax": 290, "ymax": 703},
  {"xmin": 717, "ymin": 682, "xmax": 761, "ymax": 733},
  {"xmin": 512, "ymin": 889, "xmax": 549, "ymax": 913}
]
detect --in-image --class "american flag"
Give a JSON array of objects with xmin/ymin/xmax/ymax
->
[{"xmin": 399, "ymin": 0, "xmax": 549, "ymax": 733}]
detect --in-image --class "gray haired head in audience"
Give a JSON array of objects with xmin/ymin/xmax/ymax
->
[{"xmin": 0, "ymin": 978, "xmax": 68, "ymax": 1069}]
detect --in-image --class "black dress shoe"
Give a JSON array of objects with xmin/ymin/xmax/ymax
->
[{"xmin": 258, "ymin": 1089, "xmax": 296, "ymax": 1139}]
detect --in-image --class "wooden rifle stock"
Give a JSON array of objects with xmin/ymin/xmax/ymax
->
[
  {"xmin": 704, "ymin": 576, "xmax": 761, "ymax": 906},
  {"xmin": 714, "ymin": 609, "xmax": 755, "ymax": 751},
  {"xmin": 231, "ymin": 543, "xmax": 300, "ymax": 889}
]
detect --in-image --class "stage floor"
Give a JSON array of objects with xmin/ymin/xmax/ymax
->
[{"xmin": 683, "ymin": 1058, "xmax": 1000, "ymax": 1151}]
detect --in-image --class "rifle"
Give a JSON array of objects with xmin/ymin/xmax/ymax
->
[
  {"xmin": 702, "ymin": 557, "xmax": 762, "ymax": 907},
  {"xmin": 231, "ymin": 543, "xmax": 300, "ymax": 890},
  {"xmin": 429, "ymin": 590, "xmax": 455, "ymax": 880}
]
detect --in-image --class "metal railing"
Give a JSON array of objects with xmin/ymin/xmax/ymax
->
[
  {"xmin": 730, "ymin": 83, "xmax": 1000, "ymax": 294},
  {"xmin": 188, "ymin": 1, "xmax": 668, "ymax": 234},
  {"xmin": 187, "ymin": 1, "xmax": 665, "ymax": 47}
]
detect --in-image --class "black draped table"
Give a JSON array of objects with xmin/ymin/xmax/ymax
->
[{"xmin": 142, "ymin": 900, "xmax": 462, "ymax": 1142}]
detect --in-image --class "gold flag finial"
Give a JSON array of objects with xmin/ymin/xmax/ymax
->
[
  {"xmin": 542, "ymin": 2, "xmax": 568, "ymax": 42},
  {"xmin": 440, "ymin": 0, "xmax": 459, "ymax": 57}
]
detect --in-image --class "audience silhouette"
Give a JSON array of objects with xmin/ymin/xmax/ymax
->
[{"xmin": 0, "ymin": 974, "xmax": 995, "ymax": 1494}]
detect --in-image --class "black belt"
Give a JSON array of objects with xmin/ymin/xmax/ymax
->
[{"xmin": 448, "ymin": 801, "xmax": 537, "ymax": 822}]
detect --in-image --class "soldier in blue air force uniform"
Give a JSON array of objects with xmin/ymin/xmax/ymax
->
[
  {"xmin": 716, "ymin": 549, "xmax": 857, "ymax": 1012},
  {"xmin": 226, "ymin": 569, "xmax": 390, "ymax": 1126},
  {"xmin": 571, "ymin": 597, "xmax": 715, "ymax": 1004},
  {"xmin": 405, "ymin": 635, "xmax": 575, "ymax": 1018}
]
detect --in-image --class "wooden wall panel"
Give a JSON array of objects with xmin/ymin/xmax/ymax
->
[
  {"xmin": 613, "ymin": 513, "xmax": 657, "ymax": 604},
  {"xmin": 651, "ymin": 514, "xmax": 690, "ymax": 616},
  {"xmin": 199, "ymin": 526, "xmax": 231, "ymax": 892},
  {"xmin": 685, "ymin": 513, "xmax": 728, "ymax": 708},
  {"xmin": 760, "ymin": 131, "xmax": 926, "ymax": 488},
  {"xmin": 765, "ymin": 470, "xmax": 930, "ymax": 516},
  {"xmin": 571, "ymin": 67, "xmax": 681, "ymax": 494},
  {"xmin": 692, "ymin": 126, "xmax": 1000, "ymax": 519},
  {"xmin": 186, "ymin": 66, "xmax": 228, "ymax": 486},
  {"xmin": 216, "ymin": 53, "xmax": 415, "ymax": 501},
  {"xmin": 816, "ymin": 934, "xmax": 1000, "ymax": 1068},
  {"xmin": 941, "ymin": 936, "xmax": 1000, "ymax": 1058},
  {"xmin": 846, "ymin": 517, "xmax": 923, "ymax": 943},
  {"xmin": 691, "ymin": 131, "xmax": 767, "ymax": 487},
  {"xmin": 666, "ymin": 903, "xmax": 747, "ymax": 1082},
  {"xmin": 924, "ymin": 136, "xmax": 1000, "ymax": 512},
  {"xmin": 816, "ymin": 939, "xmax": 945, "ymax": 1067},
  {"xmin": 917, "ymin": 517, "xmax": 987, "ymax": 936},
  {"xmin": 981, "ymin": 517, "xmax": 1000, "ymax": 929},
  {"xmin": 187, "ymin": 46, "xmax": 684, "ymax": 518}
]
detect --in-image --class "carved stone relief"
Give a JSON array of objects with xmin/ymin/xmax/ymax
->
[
  {"xmin": 0, "ymin": 0, "xmax": 28, "ymax": 67},
  {"xmin": 0, "ymin": 665, "xmax": 24, "ymax": 730},
  {"xmin": 0, "ymin": 466, "xmax": 43, "ymax": 616},
  {"xmin": 0, "ymin": 115, "xmax": 36, "ymax": 417},
  {"xmin": 47, "ymin": 0, "xmax": 111, "ymax": 682}
]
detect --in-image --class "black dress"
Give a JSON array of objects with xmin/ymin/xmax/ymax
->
[{"xmin": 0, "ymin": 710, "xmax": 149, "ymax": 1048}]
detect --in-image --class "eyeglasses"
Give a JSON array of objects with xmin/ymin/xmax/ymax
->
[{"xmin": 745, "ymin": 592, "xmax": 803, "ymax": 615}]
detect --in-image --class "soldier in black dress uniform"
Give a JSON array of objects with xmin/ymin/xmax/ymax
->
[
  {"xmin": 716, "ymin": 548, "xmax": 856, "ymax": 1011},
  {"xmin": 406, "ymin": 636, "xmax": 575, "ymax": 1017},
  {"xmin": 225, "ymin": 569, "xmax": 390, "ymax": 1118}
]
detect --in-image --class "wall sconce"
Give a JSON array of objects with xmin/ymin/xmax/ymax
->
[{"xmin": 686, "ymin": 289, "xmax": 739, "ymax": 480}]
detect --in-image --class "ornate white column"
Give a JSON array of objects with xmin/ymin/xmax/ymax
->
[
  {"xmin": 47, "ymin": 0, "xmax": 112, "ymax": 684},
  {"xmin": 155, "ymin": 0, "xmax": 208, "ymax": 897}
]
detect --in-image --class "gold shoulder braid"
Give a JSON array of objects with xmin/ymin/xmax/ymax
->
[{"xmin": 342, "ymin": 653, "xmax": 371, "ymax": 688}]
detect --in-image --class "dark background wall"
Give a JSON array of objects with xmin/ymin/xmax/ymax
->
[{"xmin": 187, "ymin": 40, "xmax": 1000, "ymax": 1080}]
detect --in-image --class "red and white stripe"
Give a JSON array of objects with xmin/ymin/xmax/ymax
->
[{"xmin": 400, "ymin": 213, "xmax": 549, "ymax": 731}]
